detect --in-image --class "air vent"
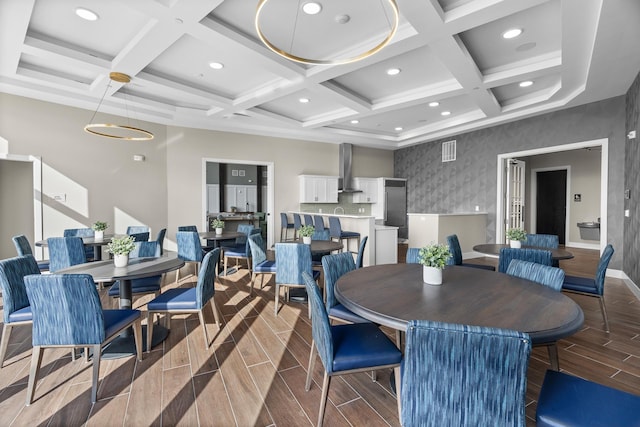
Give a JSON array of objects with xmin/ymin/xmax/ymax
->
[{"xmin": 442, "ymin": 140, "xmax": 456, "ymax": 162}]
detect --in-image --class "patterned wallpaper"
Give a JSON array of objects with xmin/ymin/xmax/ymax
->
[
  {"xmin": 395, "ymin": 97, "xmax": 626, "ymax": 270},
  {"xmin": 624, "ymin": 71, "xmax": 640, "ymax": 284}
]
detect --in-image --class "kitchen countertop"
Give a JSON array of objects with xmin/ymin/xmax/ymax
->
[
  {"xmin": 292, "ymin": 211, "xmax": 374, "ymax": 219},
  {"xmin": 407, "ymin": 212, "xmax": 487, "ymax": 216}
]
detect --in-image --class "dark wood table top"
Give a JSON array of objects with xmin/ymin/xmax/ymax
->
[
  {"xmin": 472, "ymin": 243, "xmax": 574, "ymax": 260},
  {"xmin": 56, "ymin": 254, "xmax": 184, "ymax": 283},
  {"xmin": 35, "ymin": 234, "xmax": 115, "ymax": 247},
  {"xmin": 199, "ymin": 231, "xmax": 244, "ymax": 240},
  {"xmin": 276, "ymin": 240, "xmax": 344, "ymax": 254},
  {"xmin": 335, "ymin": 264, "xmax": 583, "ymax": 343}
]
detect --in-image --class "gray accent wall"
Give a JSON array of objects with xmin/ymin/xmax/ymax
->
[
  {"xmin": 395, "ymin": 96, "xmax": 626, "ymax": 270},
  {"xmin": 625, "ymin": 71, "xmax": 640, "ymax": 284}
]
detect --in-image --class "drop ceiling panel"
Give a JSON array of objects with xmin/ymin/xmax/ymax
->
[
  {"xmin": 259, "ymin": 89, "xmax": 355, "ymax": 122},
  {"xmin": 492, "ymin": 74, "xmax": 560, "ymax": 106}
]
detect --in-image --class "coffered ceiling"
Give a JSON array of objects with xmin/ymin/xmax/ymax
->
[{"xmin": 1, "ymin": 0, "xmax": 639, "ymax": 149}]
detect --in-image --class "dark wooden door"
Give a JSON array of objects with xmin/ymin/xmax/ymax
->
[{"xmin": 536, "ymin": 170, "xmax": 567, "ymax": 244}]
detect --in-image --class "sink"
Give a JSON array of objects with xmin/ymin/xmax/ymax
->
[{"xmin": 577, "ymin": 222, "xmax": 600, "ymax": 228}]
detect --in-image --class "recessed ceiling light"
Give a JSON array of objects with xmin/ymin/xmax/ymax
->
[
  {"xmin": 428, "ymin": 101, "xmax": 439, "ymax": 107},
  {"xmin": 350, "ymin": 120, "xmax": 359, "ymax": 124},
  {"xmin": 209, "ymin": 62, "xmax": 224, "ymax": 70},
  {"xmin": 75, "ymin": 7, "xmax": 99, "ymax": 21},
  {"xmin": 441, "ymin": 111, "xmax": 451, "ymax": 116},
  {"xmin": 302, "ymin": 2, "xmax": 322, "ymax": 15},
  {"xmin": 502, "ymin": 28, "xmax": 523, "ymax": 39},
  {"xmin": 299, "ymin": 98, "xmax": 310, "ymax": 103},
  {"xmin": 386, "ymin": 68, "xmax": 401, "ymax": 76},
  {"xmin": 519, "ymin": 80, "xmax": 533, "ymax": 87},
  {"xmin": 395, "ymin": 127, "xmax": 403, "ymax": 131}
]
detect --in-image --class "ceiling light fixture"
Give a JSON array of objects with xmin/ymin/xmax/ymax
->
[
  {"xmin": 386, "ymin": 68, "xmax": 401, "ymax": 76},
  {"xmin": 75, "ymin": 7, "xmax": 99, "ymax": 21},
  {"xmin": 519, "ymin": 80, "xmax": 533, "ymax": 87},
  {"xmin": 302, "ymin": 2, "xmax": 322, "ymax": 14},
  {"xmin": 209, "ymin": 62, "xmax": 224, "ymax": 69},
  {"xmin": 255, "ymin": 0, "xmax": 399, "ymax": 65},
  {"xmin": 84, "ymin": 72, "xmax": 154, "ymax": 141},
  {"xmin": 428, "ymin": 101, "xmax": 439, "ymax": 107},
  {"xmin": 395, "ymin": 127, "xmax": 403, "ymax": 131},
  {"xmin": 441, "ymin": 111, "xmax": 451, "ymax": 116},
  {"xmin": 299, "ymin": 98, "xmax": 310, "ymax": 103},
  {"xmin": 351, "ymin": 119, "xmax": 359, "ymax": 124},
  {"xmin": 502, "ymin": 28, "xmax": 523, "ymax": 39}
]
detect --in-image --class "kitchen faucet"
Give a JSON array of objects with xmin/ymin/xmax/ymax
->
[{"xmin": 334, "ymin": 206, "xmax": 344, "ymax": 215}]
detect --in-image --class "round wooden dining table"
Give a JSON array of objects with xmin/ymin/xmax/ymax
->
[
  {"xmin": 335, "ymin": 263, "xmax": 584, "ymax": 344},
  {"xmin": 472, "ymin": 243, "xmax": 574, "ymax": 260}
]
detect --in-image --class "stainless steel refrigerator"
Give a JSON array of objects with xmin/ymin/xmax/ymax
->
[{"xmin": 382, "ymin": 178, "xmax": 408, "ymax": 239}]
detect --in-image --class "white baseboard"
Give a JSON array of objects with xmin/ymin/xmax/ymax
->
[
  {"xmin": 566, "ymin": 241, "xmax": 600, "ymax": 250},
  {"xmin": 612, "ymin": 269, "xmax": 640, "ymax": 301}
]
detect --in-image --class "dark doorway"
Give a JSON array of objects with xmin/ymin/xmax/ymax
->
[{"xmin": 536, "ymin": 170, "xmax": 567, "ymax": 244}]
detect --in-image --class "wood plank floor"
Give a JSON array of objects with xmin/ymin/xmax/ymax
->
[{"xmin": 0, "ymin": 247, "xmax": 638, "ymax": 426}]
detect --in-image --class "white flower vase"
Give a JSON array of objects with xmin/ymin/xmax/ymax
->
[
  {"xmin": 423, "ymin": 266, "xmax": 443, "ymax": 285},
  {"xmin": 215, "ymin": 227, "xmax": 223, "ymax": 235},
  {"xmin": 114, "ymin": 254, "xmax": 129, "ymax": 268},
  {"xmin": 94, "ymin": 230, "xmax": 104, "ymax": 240},
  {"xmin": 510, "ymin": 240, "xmax": 522, "ymax": 248},
  {"xmin": 302, "ymin": 236, "xmax": 312, "ymax": 244}
]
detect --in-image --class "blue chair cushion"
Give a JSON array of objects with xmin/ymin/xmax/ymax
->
[
  {"xmin": 7, "ymin": 305, "xmax": 32, "ymax": 323},
  {"xmin": 328, "ymin": 304, "xmax": 370, "ymax": 324},
  {"xmin": 147, "ymin": 288, "xmax": 198, "ymax": 311},
  {"xmin": 108, "ymin": 277, "xmax": 162, "ymax": 297},
  {"xmin": 562, "ymin": 275, "xmax": 598, "ymax": 294},
  {"xmin": 536, "ymin": 370, "xmax": 640, "ymax": 427},
  {"xmin": 222, "ymin": 244, "xmax": 247, "ymax": 257},
  {"xmin": 339, "ymin": 231, "xmax": 360, "ymax": 238},
  {"xmin": 331, "ymin": 323, "xmax": 402, "ymax": 372},
  {"xmin": 254, "ymin": 260, "xmax": 276, "ymax": 273},
  {"xmin": 461, "ymin": 262, "xmax": 496, "ymax": 271},
  {"xmin": 37, "ymin": 260, "xmax": 50, "ymax": 271},
  {"xmin": 102, "ymin": 309, "xmax": 141, "ymax": 339}
]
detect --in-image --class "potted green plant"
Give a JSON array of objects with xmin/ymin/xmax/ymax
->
[
  {"xmin": 418, "ymin": 242, "xmax": 452, "ymax": 285},
  {"xmin": 92, "ymin": 221, "xmax": 108, "ymax": 240},
  {"xmin": 107, "ymin": 235, "xmax": 136, "ymax": 267},
  {"xmin": 211, "ymin": 218, "xmax": 225, "ymax": 234},
  {"xmin": 299, "ymin": 224, "xmax": 315, "ymax": 244},
  {"xmin": 506, "ymin": 228, "xmax": 526, "ymax": 248}
]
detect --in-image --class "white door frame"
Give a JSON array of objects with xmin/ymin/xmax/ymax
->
[
  {"xmin": 530, "ymin": 166, "xmax": 571, "ymax": 245},
  {"xmin": 496, "ymin": 138, "xmax": 608, "ymax": 252},
  {"xmin": 201, "ymin": 158, "xmax": 275, "ymax": 248}
]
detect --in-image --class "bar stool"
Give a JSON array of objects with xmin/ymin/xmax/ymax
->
[
  {"xmin": 328, "ymin": 216, "xmax": 360, "ymax": 253},
  {"xmin": 280, "ymin": 213, "xmax": 295, "ymax": 241},
  {"xmin": 292, "ymin": 213, "xmax": 302, "ymax": 240}
]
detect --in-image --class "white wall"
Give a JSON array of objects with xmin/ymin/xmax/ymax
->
[{"xmin": 0, "ymin": 158, "xmax": 33, "ymax": 258}]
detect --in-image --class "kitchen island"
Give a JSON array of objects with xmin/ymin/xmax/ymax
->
[{"xmin": 407, "ymin": 213, "xmax": 488, "ymax": 257}]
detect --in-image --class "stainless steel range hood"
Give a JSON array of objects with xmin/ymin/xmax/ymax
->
[{"xmin": 338, "ymin": 143, "xmax": 362, "ymax": 193}]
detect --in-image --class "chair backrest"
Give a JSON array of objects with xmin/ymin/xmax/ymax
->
[
  {"xmin": 63, "ymin": 228, "xmax": 94, "ymax": 260},
  {"xmin": 25, "ymin": 274, "xmax": 105, "ymax": 346},
  {"xmin": 498, "ymin": 248, "xmax": 552, "ymax": 273},
  {"xmin": 406, "ymin": 247, "xmax": 421, "ymax": 264},
  {"xmin": 178, "ymin": 225, "xmax": 198, "ymax": 233},
  {"xmin": 280, "ymin": 213, "xmax": 290, "ymax": 227},
  {"xmin": 293, "ymin": 213, "xmax": 302, "ymax": 230},
  {"xmin": 594, "ymin": 244, "xmax": 614, "ymax": 295},
  {"xmin": 401, "ymin": 320, "xmax": 531, "ymax": 426},
  {"xmin": 130, "ymin": 241, "xmax": 161, "ymax": 258},
  {"xmin": 525, "ymin": 234, "xmax": 559, "ymax": 249},
  {"xmin": 48, "ymin": 237, "xmax": 87, "ymax": 272},
  {"xmin": 155, "ymin": 228, "xmax": 167, "ymax": 255},
  {"xmin": 248, "ymin": 233, "xmax": 267, "ymax": 268},
  {"xmin": 235, "ymin": 224, "xmax": 254, "ymax": 244},
  {"xmin": 446, "ymin": 234, "xmax": 463, "ymax": 265},
  {"xmin": 322, "ymin": 252, "xmax": 356, "ymax": 310},
  {"xmin": 302, "ymin": 271, "xmax": 334, "ymax": 374},
  {"xmin": 128, "ymin": 232, "xmax": 149, "ymax": 242},
  {"xmin": 328, "ymin": 216, "xmax": 342, "ymax": 238},
  {"xmin": 311, "ymin": 229, "xmax": 330, "ymax": 241},
  {"xmin": 126, "ymin": 225, "xmax": 150, "ymax": 235},
  {"xmin": 0, "ymin": 255, "xmax": 40, "ymax": 323},
  {"xmin": 275, "ymin": 243, "xmax": 312, "ymax": 285},
  {"xmin": 313, "ymin": 215, "xmax": 325, "ymax": 231},
  {"xmin": 356, "ymin": 236, "xmax": 368, "ymax": 268},
  {"xmin": 304, "ymin": 214, "xmax": 313, "ymax": 226},
  {"xmin": 12, "ymin": 234, "xmax": 34, "ymax": 256},
  {"xmin": 506, "ymin": 259, "xmax": 565, "ymax": 291},
  {"xmin": 176, "ymin": 231, "xmax": 204, "ymax": 262},
  {"xmin": 195, "ymin": 248, "xmax": 220, "ymax": 309}
]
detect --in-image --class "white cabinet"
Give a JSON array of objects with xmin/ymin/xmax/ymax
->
[
  {"xmin": 299, "ymin": 175, "xmax": 339, "ymax": 203},
  {"xmin": 352, "ymin": 177, "xmax": 378, "ymax": 203},
  {"xmin": 207, "ymin": 184, "xmax": 220, "ymax": 214},
  {"xmin": 224, "ymin": 184, "xmax": 258, "ymax": 212}
]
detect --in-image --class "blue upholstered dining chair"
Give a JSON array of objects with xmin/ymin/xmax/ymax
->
[
  {"xmin": 47, "ymin": 236, "xmax": 86, "ymax": 272},
  {"xmin": 446, "ymin": 234, "xmax": 495, "ymax": 271},
  {"xmin": 12, "ymin": 234, "xmax": 49, "ymax": 271},
  {"xmin": 328, "ymin": 216, "xmax": 360, "ymax": 253},
  {"xmin": 525, "ymin": 233, "xmax": 560, "ymax": 266},
  {"xmin": 63, "ymin": 227, "xmax": 95, "ymax": 261},
  {"xmin": 562, "ymin": 244, "xmax": 614, "ymax": 332},
  {"xmin": 247, "ymin": 233, "xmax": 276, "ymax": 295},
  {"xmin": 311, "ymin": 228, "xmax": 331, "ymax": 267},
  {"xmin": 498, "ymin": 247, "xmax": 552, "ymax": 273},
  {"xmin": 302, "ymin": 271, "xmax": 402, "ymax": 427},
  {"xmin": 303, "ymin": 214, "xmax": 314, "ymax": 226},
  {"xmin": 506, "ymin": 259, "xmax": 565, "ymax": 370},
  {"xmin": 222, "ymin": 228, "xmax": 261, "ymax": 276},
  {"xmin": 355, "ymin": 235, "xmax": 368, "ymax": 269},
  {"xmin": 0, "ymin": 255, "xmax": 40, "ymax": 368},
  {"xmin": 280, "ymin": 212, "xmax": 295, "ymax": 241},
  {"xmin": 155, "ymin": 228, "xmax": 167, "ymax": 255},
  {"xmin": 313, "ymin": 215, "xmax": 325, "ymax": 232},
  {"xmin": 274, "ymin": 243, "xmax": 320, "ymax": 316},
  {"xmin": 146, "ymin": 249, "xmax": 221, "ymax": 351},
  {"xmin": 107, "ymin": 241, "xmax": 163, "ymax": 301},
  {"xmin": 293, "ymin": 213, "xmax": 302, "ymax": 240},
  {"xmin": 178, "ymin": 224, "xmax": 215, "ymax": 252},
  {"xmin": 536, "ymin": 369, "xmax": 640, "ymax": 427},
  {"xmin": 175, "ymin": 231, "xmax": 205, "ymax": 284},
  {"xmin": 401, "ymin": 320, "xmax": 531, "ymax": 427},
  {"xmin": 405, "ymin": 247, "xmax": 420, "ymax": 264},
  {"xmin": 126, "ymin": 225, "xmax": 150, "ymax": 235},
  {"xmin": 24, "ymin": 273, "xmax": 143, "ymax": 404},
  {"xmin": 322, "ymin": 252, "xmax": 369, "ymax": 324}
]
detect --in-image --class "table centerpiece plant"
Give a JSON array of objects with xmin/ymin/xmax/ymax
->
[
  {"xmin": 92, "ymin": 221, "xmax": 108, "ymax": 240},
  {"xmin": 506, "ymin": 228, "xmax": 526, "ymax": 248},
  {"xmin": 418, "ymin": 242, "xmax": 452, "ymax": 285},
  {"xmin": 299, "ymin": 224, "xmax": 315, "ymax": 245},
  {"xmin": 211, "ymin": 218, "xmax": 225, "ymax": 234},
  {"xmin": 107, "ymin": 235, "xmax": 136, "ymax": 267}
]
